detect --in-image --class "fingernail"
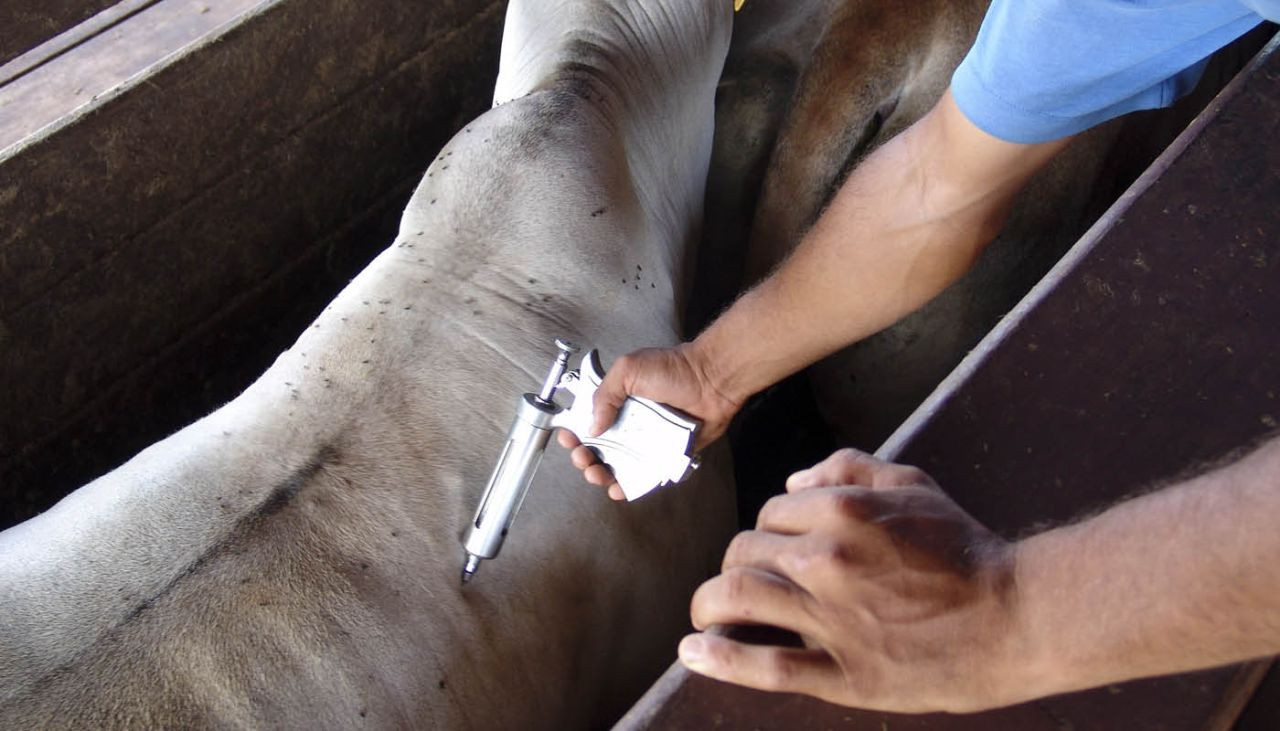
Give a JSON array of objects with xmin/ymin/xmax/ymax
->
[
  {"xmin": 785, "ymin": 469, "xmax": 811, "ymax": 489},
  {"xmin": 678, "ymin": 635, "xmax": 706, "ymax": 669}
]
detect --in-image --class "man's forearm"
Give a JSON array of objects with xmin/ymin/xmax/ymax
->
[
  {"xmin": 691, "ymin": 91, "xmax": 1070, "ymax": 403},
  {"xmin": 1014, "ymin": 437, "xmax": 1280, "ymax": 700}
]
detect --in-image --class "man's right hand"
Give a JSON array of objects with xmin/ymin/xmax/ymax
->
[
  {"xmin": 556, "ymin": 342, "xmax": 742, "ymax": 500},
  {"xmin": 556, "ymin": 92, "xmax": 1071, "ymax": 499}
]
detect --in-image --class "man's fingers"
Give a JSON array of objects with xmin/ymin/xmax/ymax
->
[
  {"xmin": 786, "ymin": 448, "xmax": 886, "ymax": 492},
  {"xmin": 787, "ymin": 448, "xmax": 937, "ymax": 493},
  {"xmin": 690, "ymin": 567, "xmax": 817, "ymax": 635},
  {"xmin": 756, "ymin": 487, "xmax": 879, "ymax": 534},
  {"xmin": 722, "ymin": 530, "xmax": 799, "ymax": 572},
  {"xmin": 570, "ymin": 445, "xmax": 597, "ymax": 471},
  {"xmin": 570, "ymin": 446, "xmax": 620, "ymax": 493},
  {"xmin": 562, "ymin": 436, "xmax": 622, "ymax": 497},
  {"xmin": 557, "ymin": 429, "xmax": 581, "ymax": 450},
  {"xmin": 583, "ymin": 462, "xmax": 615, "ymax": 487},
  {"xmin": 678, "ymin": 632, "xmax": 839, "ymax": 697}
]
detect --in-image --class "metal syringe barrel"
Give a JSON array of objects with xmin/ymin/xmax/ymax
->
[
  {"xmin": 462, "ymin": 394, "xmax": 557, "ymax": 568},
  {"xmin": 461, "ymin": 339, "xmax": 578, "ymax": 583}
]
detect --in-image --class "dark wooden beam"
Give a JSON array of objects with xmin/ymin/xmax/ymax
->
[{"xmin": 0, "ymin": 0, "xmax": 507, "ymax": 526}]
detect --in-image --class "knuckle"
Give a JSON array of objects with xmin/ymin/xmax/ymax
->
[
  {"xmin": 832, "ymin": 447, "xmax": 863, "ymax": 464},
  {"xmin": 885, "ymin": 464, "xmax": 931, "ymax": 487},
  {"xmin": 817, "ymin": 448, "xmax": 879, "ymax": 485},
  {"xmin": 722, "ymin": 532, "xmax": 752, "ymax": 569},
  {"xmin": 827, "ymin": 490, "xmax": 872, "ymax": 521},
  {"xmin": 593, "ymin": 386, "xmax": 622, "ymax": 409},
  {"xmin": 721, "ymin": 568, "xmax": 752, "ymax": 605},
  {"xmin": 795, "ymin": 540, "xmax": 855, "ymax": 576},
  {"xmin": 831, "ymin": 448, "xmax": 870, "ymax": 472},
  {"xmin": 759, "ymin": 651, "xmax": 795, "ymax": 690},
  {"xmin": 821, "ymin": 542, "xmax": 855, "ymax": 571},
  {"xmin": 613, "ymin": 353, "xmax": 637, "ymax": 376},
  {"xmin": 690, "ymin": 580, "xmax": 720, "ymax": 619},
  {"xmin": 757, "ymin": 495, "xmax": 787, "ymax": 525}
]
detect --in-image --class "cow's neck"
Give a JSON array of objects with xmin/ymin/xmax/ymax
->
[{"xmin": 495, "ymin": 0, "xmax": 731, "ymax": 246}]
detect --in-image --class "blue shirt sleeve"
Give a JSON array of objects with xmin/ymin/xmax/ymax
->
[{"xmin": 951, "ymin": 0, "xmax": 1266, "ymax": 143}]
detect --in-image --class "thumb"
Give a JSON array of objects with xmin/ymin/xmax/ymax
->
[{"xmin": 591, "ymin": 361, "xmax": 631, "ymax": 437}]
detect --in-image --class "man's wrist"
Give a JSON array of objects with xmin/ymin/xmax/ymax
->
[
  {"xmin": 680, "ymin": 338, "xmax": 747, "ymax": 417},
  {"xmin": 686, "ymin": 285, "xmax": 797, "ymax": 408},
  {"xmin": 685, "ymin": 326, "xmax": 764, "ymax": 410},
  {"xmin": 941, "ymin": 534, "xmax": 1060, "ymax": 711},
  {"xmin": 1003, "ymin": 530, "xmax": 1080, "ymax": 705}
]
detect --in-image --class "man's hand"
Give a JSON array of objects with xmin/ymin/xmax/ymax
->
[
  {"xmin": 678, "ymin": 448, "xmax": 1026, "ymax": 713},
  {"xmin": 556, "ymin": 343, "xmax": 742, "ymax": 500}
]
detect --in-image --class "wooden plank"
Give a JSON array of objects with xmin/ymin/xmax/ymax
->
[
  {"xmin": 1204, "ymin": 662, "xmax": 1273, "ymax": 731},
  {"xmin": 0, "ymin": 0, "xmax": 121, "ymax": 67},
  {"xmin": 0, "ymin": 0, "xmax": 161, "ymax": 86},
  {"xmin": 0, "ymin": 0, "xmax": 270, "ymax": 156},
  {"xmin": 0, "ymin": 0, "xmax": 506, "ymax": 526},
  {"xmin": 619, "ymin": 28, "xmax": 1280, "ymax": 731},
  {"xmin": 621, "ymin": 662, "xmax": 1269, "ymax": 731},
  {"xmin": 1235, "ymin": 661, "xmax": 1280, "ymax": 730}
]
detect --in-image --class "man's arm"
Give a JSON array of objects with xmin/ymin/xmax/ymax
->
[
  {"xmin": 1013, "ymin": 436, "xmax": 1280, "ymax": 699},
  {"xmin": 564, "ymin": 90, "xmax": 1071, "ymax": 496},
  {"xmin": 680, "ymin": 440, "xmax": 1280, "ymax": 712},
  {"xmin": 688, "ymin": 89, "xmax": 1070, "ymax": 404}
]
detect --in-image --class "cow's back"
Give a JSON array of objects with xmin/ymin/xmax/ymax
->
[{"xmin": 0, "ymin": 2, "xmax": 735, "ymax": 726}]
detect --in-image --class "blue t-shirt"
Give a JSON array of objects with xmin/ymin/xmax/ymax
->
[{"xmin": 952, "ymin": 0, "xmax": 1278, "ymax": 143}]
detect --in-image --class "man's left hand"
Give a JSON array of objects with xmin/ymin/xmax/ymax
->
[{"xmin": 680, "ymin": 448, "xmax": 1028, "ymax": 713}]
